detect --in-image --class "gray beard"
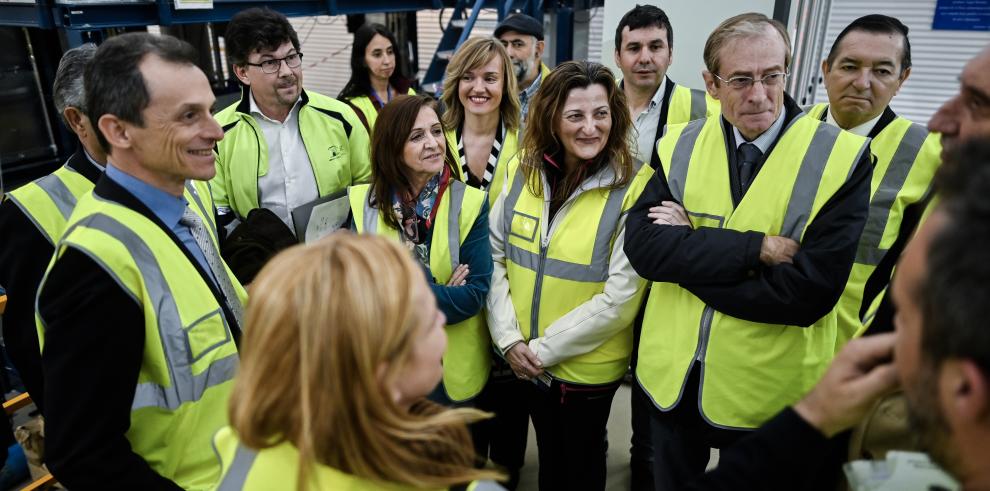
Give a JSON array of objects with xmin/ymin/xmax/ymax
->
[{"xmin": 513, "ymin": 61, "xmax": 527, "ymax": 83}]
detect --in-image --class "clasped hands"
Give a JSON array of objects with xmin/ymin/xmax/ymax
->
[{"xmin": 506, "ymin": 342, "xmax": 543, "ymax": 380}]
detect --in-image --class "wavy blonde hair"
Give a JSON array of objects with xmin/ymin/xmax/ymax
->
[
  {"xmin": 229, "ymin": 233, "xmax": 503, "ymax": 489},
  {"xmin": 441, "ymin": 36, "xmax": 521, "ymax": 133}
]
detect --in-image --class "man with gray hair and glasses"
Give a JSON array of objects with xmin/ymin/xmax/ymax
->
[
  {"xmin": 624, "ymin": 13, "xmax": 873, "ymax": 489},
  {"xmin": 0, "ymin": 43, "xmax": 105, "ymax": 413}
]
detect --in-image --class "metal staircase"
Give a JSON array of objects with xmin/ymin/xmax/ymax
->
[{"xmin": 421, "ymin": 0, "xmax": 542, "ymax": 91}]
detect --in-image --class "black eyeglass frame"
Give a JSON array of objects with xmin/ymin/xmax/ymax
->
[{"xmin": 244, "ymin": 53, "xmax": 304, "ymax": 74}]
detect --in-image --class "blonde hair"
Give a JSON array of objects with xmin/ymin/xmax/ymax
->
[
  {"xmin": 441, "ymin": 36, "xmax": 521, "ymax": 132},
  {"xmin": 703, "ymin": 12, "xmax": 792, "ymax": 77},
  {"xmin": 229, "ymin": 233, "xmax": 503, "ymax": 489}
]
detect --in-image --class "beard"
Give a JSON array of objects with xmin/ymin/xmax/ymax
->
[
  {"xmin": 905, "ymin": 362, "xmax": 961, "ymax": 476},
  {"xmin": 273, "ymin": 75, "xmax": 300, "ymax": 107},
  {"xmin": 511, "ymin": 59, "xmax": 527, "ymax": 83}
]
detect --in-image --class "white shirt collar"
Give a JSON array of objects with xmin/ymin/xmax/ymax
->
[
  {"xmin": 82, "ymin": 148, "xmax": 105, "ymax": 171},
  {"xmin": 249, "ymin": 91, "xmax": 302, "ymax": 124},
  {"xmin": 825, "ymin": 106, "xmax": 883, "ymax": 137},
  {"xmin": 623, "ymin": 77, "xmax": 668, "ymax": 116},
  {"xmin": 647, "ymin": 77, "xmax": 668, "ymax": 111},
  {"xmin": 732, "ymin": 107, "xmax": 787, "ymax": 154}
]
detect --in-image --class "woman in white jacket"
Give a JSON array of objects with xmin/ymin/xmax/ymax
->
[{"xmin": 486, "ymin": 61, "xmax": 652, "ymax": 490}]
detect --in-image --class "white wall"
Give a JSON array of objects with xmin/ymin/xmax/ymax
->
[{"xmin": 601, "ymin": 0, "xmax": 777, "ymax": 91}]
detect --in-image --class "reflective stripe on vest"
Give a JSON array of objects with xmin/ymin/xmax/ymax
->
[
  {"xmin": 63, "ymin": 211, "xmax": 237, "ymax": 411},
  {"xmin": 501, "ymin": 170, "xmax": 627, "ymax": 283},
  {"xmin": 359, "ymin": 181, "xmax": 465, "ymax": 270},
  {"xmin": 33, "ymin": 173, "xmax": 77, "ymax": 219},
  {"xmin": 348, "ymin": 181, "xmax": 491, "ymax": 401},
  {"xmin": 216, "ymin": 444, "xmax": 257, "ymax": 491},
  {"xmin": 854, "ymin": 122, "xmax": 930, "ymax": 266},
  {"xmin": 689, "ymin": 88, "xmax": 707, "ymax": 121},
  {"xmin": 212, "ymin": 428, "xmax": 502, "ymax": 491},
  {"xmin": 37, "ymin": 180, "xmax": 240, "ymax": 489},
  {"xmin": 501, "ymin": 162, "xmax": 652, "ymax": 384},
  {"xmin": 667, "ymin": 116, "xmax": 849, "ymax": 241},
  {"xmin": 7, "ymin": 165, "xmax": 92, "ymax": 245},
  {"xmin": 639, "ymin": 112, "xmax": 869, "ymax": 429}
]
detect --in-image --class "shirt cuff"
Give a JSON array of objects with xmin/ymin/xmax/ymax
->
[{"xmin": 497, "ymin": 332, "xmax": 525, "ymax": 356}]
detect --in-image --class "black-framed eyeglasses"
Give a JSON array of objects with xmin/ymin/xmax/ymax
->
[
  {"xmin": 713, "ymin": 72, "xmax": 788, "ymax": 90},
  {"xmin": 245, "ymin": 53, "xmax": 303, "ymax": 74}
]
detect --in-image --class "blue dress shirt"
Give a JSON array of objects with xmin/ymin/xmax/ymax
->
[{"xmin": 105, "ymin": 164, "xmax": 216, "ymax": 285}]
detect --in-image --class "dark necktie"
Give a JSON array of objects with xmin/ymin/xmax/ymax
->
[{"xmin": 737, "ymin": 142, "xmax": 762, "ymax": 193}]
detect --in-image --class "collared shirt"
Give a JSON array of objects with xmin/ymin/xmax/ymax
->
[
  {"xmin": 732, "ymin": 106, "xmax": 788, "ymax": 153},
  {"xmin": 826, "ymin": 107, "xmax": 883, "ymax": 137},
  {"xmin": 251, "ymin": 92, "xmax": 319, "ymax": 230},
  {"xmin": 518, "ymin": 67, "xmax": 544, "ymax": 125},
  {"xmin": 82, "ymin": 148, "xmax": 106, "ymax": 173},
  {"xmin": 104, "ymin": 163, "xmax": 214, "ymax": 284},
  {"xmin": 630, "ymin": 78, "xmax": 669, "ymax": 165}
]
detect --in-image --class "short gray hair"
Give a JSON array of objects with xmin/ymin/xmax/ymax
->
[
  {"xmin": 53, "ymin": 43, "xmax": 97, "ymax": 125},
  {"xmin": 703, "ymin": 13, "xmax": 791, "ymax": 77}
]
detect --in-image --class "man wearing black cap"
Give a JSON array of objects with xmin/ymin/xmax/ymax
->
[{"xmin": 495, "ymin": 13, "xmax": 550, "ymax": 124}]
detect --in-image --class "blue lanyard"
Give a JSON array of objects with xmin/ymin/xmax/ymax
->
[{"xmin": 371, "ymin": 86, "xmax": 392, "ymax": 109}]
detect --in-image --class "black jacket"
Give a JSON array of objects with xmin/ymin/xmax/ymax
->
[
  {"xmin": 686, "ymin": 408, "xmax": 832, "ymax": 490},
  {"xmin": 0, "ymin": 150, "xmax": 102, "ymax": 413}
]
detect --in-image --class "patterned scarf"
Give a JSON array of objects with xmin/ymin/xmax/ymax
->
[{"xmin": 391, "ymin": 166, "xmax": 450, "ymax": 267}]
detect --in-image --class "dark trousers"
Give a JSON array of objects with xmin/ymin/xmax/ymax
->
[
  {"xmin": 473, "ymin": 357, "xmax": 530, "ymax": 490},
  {"xmin": 629, "ymin": 292, "xmax": 654, "ymax": 491},
  {"xmin": 630, "ymin": 381, "xmax": 655, "ymax": 491},
  {"xmin": 527, "ymin": 379, "xmax": 619, "ymax": 491},
  {"xmin": 650, "ymin": 364, "xmax": 749, "ymax": 491}
]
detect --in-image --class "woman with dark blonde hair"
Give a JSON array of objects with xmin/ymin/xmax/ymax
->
[
  {"xmin": 486, "ymin": 61, "xmax": 653, "ymax": 490},
  {"xmin": 347, "ymin": 94, "xmax": 493, "ymax": 408},
  {"xmin": 212, "ymin": 233, "xmax": 504, "ymax": 490},
  {"xmin": 441, "ymin": 37, "xmax": 521, "ymax": 207}
]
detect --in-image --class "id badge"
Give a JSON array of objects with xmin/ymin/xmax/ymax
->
[{"xmin": 534, "ymin": 372, "xmax": 552, "ymax": 389}]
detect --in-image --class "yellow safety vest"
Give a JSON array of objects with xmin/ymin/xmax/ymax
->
[
  {"xmin": 860, "ymin": 193, "xmax": 939, "ymax": 329},
  {"xmin": 345, "ymin": 88, "xmax": 418, "ymax": 134},
  {"xmin": 637, "ymin": 113, "xmax": 870, "ymax": 429},
  {"xmin": 347, "ymin": 181, "xmax": 490, "ymax": 402},
  {"xmin": 38, "ymin": 180, "xmax": 246, "ymax": 490},
  {"xmin": 667, "ymin": 84, "xmax": 719, "ymax": 125},
  {"xmin": 5, "ymin": 163, "xmax": 96, "ymax": 245},
  {"xmin": 211, "ymin": 88, "xmax": 372, "ymax": 220},
  {"xmin": 211, "ymin": 426, "xmax": 503, "ymax": 490},
  {"xmin": 805, "ymin": 103, "xmax": 941, "ymax": 346},
  {"xmin": 445, "ymin": 127, "xmax": 519, "ymax": 209},
  {"xmin": 500, "ymin": 160, "xmax": 652, "ymax": 385}
]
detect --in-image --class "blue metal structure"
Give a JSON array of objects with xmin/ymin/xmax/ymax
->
[
  {"xmin": 420, "ymin": 0, "xmax": 542, "ymax": 88},
  {"xmin": 1, "ymin": 0, "xmax": 442, "ymax": 33},
  {"xmin": 0, "ymin": 0, "xmax": 595, "ymax": 185}
]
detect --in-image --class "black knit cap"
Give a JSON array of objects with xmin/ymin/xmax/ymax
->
[{"xmin": 494, "ymin": 13, "xmax": 544, "ymax": 41}]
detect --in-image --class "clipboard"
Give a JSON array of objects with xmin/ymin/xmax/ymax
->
[{"xmin": 290, "ymin": 190, "xmax": 350, "ymax": 243}]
